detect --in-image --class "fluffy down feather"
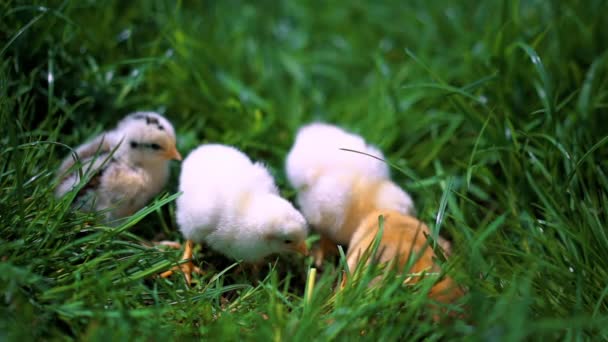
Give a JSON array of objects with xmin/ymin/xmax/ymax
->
[
  {"xmin": 177, "ymin": 144, "xmax": 308, "ymax": 262},
  {"xmin": 285, "ymin": 123, "xmax": 414, "ymax": 263},
  {"xmin": 55, "ymin": 112, "xmax": 181, "ymax": 221},
  {"xmin": 285, "ymin": 122, "xmax": 389, "ymax": 189},
  {"xmin": 345, "ymin": 210, "xmax": 464, "ymax": 319}
]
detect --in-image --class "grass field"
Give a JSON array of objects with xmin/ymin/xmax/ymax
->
[{"xmin": 2, "ymin": 0, "xmax": 608, "ymax": 340}]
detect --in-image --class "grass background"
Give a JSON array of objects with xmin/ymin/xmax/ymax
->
[{"xmin": 2, "ymin": 0, "xmax": 608, "ymax": 340}]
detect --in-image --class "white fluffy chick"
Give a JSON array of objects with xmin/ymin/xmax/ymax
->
[
  {"xmin": 56, "ymin": 112, "xmax": 181, "ymax": 221},
  {"xmin": 285, "ymin": 122, "xmax": 414, "ymax": 267},
  {"xmin": 161, "ymin": 144, "xmax": 308, "ymax": 284}
]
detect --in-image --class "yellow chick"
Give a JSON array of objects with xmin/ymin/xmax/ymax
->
[{"xmin": 285, "ymin": 123, "xmax": 414, "ymax": 267}]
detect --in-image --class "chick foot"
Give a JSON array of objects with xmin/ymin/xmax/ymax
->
[{"xmin": 160, "ymin": 240, "xmax": 202, "ymax": 285}]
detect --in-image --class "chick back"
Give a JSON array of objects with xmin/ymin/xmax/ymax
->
[
  {"xmin": 347, "ymin": 210, "xmax": 464, "ymax": 305},
  {"xmin": 176, "ymin": 144, "xmax": 277, "ymax": 244},
  {"xmin": 296, "ymin": 171, "xmax": 413, "ymax": 245},
  {"xmin": 285, "ymin": 122, "xmax": 389, "ymax": 190}
]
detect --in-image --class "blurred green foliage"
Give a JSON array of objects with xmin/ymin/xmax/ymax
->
[{"xmin": 1, "ymin": 0, "xmax": 608, "ymax": 340}]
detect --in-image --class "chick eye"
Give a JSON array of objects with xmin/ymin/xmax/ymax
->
[
  {"xmin": 283, "ymin": 239, "xmax": 293, "ymax": 244},
  {"xmin": 130, "ymin": 141, "xmax": 139, "ymax": 148},
  {"xmin": 149, "ymin": 143, "xmax": 162, "ymax": 150}
]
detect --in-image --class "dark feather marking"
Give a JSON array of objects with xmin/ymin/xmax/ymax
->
[
  {"xmin": 77, "ymin": 169, "xmax": 104, "ymax": 197},
  {"xmin": 133, "ymin": 114, "xmax": 165, "ymax": 131},
  {"xmin": 75, "ymin": 157, "xmax": 116, "ymax": 198},
  {"xmin": 145, "ymin": 116, "xmax": 159, "ymax": 125}
]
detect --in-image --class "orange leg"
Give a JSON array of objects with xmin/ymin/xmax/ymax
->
[
  {"xmin": 160, "ymin": 240, "xmax": 203, "ymax": 285},
  {"xmin": 312, "ymin": 234, "xmax": 338, "ymax": 268},
  {"xmin": 339, "ymin": 270, "xmax": 348, "ymax": 290}
]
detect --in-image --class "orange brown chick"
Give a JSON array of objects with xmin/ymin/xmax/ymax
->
[{"xmin": 344, "ymin": 209, "xmax": 465, "ymax": 320}]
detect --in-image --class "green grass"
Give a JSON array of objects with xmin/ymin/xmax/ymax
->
[{"xmin": 2, "ymin": 0, "xmax": 608, "ymax": 340}]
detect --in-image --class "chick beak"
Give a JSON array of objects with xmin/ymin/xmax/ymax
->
[
  {"xmin": 164, "ymin": 145, "xmax": 182, "ymax": 161},
  {"xmin": 292, "ymin": 241, "xmax": 309, "ymax": 256}
]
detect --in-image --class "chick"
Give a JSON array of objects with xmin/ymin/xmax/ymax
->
[
  {"xmin": 285, "ymin": 123, "xmax": 414, "ymax": 267},
  {"xmin": 161, "ymin": 144, "xmax": 308, "ymax": 284},
  {"xmin": 345, "ymin": 210, "xmax": 464, "ymax": 319},
  {"xmin": 56, "ymin": 112, "xmax": 181, "ymax": 221}
]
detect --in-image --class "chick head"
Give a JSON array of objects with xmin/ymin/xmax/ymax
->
[
  {"xmin": 114, "ymin": 112, "xmax": 181, "ymax": 164},
  {"xmin": 252, "ymin": 194, "xmax": 309, "ymax": 256}
]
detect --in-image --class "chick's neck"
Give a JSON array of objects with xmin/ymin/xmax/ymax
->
[{"xmin": 336, "ymin": 178, "xmax": 386, "ymax": 244}]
